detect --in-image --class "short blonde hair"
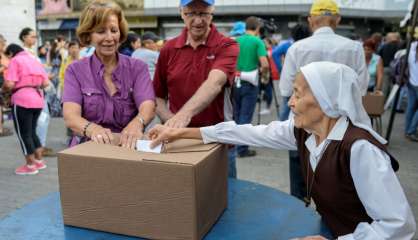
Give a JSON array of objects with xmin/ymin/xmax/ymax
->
[{"xmin": 76, "ymin": 0, "xmax": 128, "ymax": 46}]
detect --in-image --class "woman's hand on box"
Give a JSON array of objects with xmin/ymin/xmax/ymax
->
[
  {"xmin": 120, "ymin": 119, "xmax": 144, "ymax": 149},
  {"xmin": 88, "ymin": 124, "xmax": 114, "ymax": 145},
  {"xmin": 148, "ymin": 124, "xmax": 178, "ymax": 149}
]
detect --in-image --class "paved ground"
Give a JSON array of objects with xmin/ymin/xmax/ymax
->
[{"xmin": 0, "ymin": 108, "xmax": 417, "ymax": 238}]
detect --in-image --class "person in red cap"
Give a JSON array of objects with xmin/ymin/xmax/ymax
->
[{"xmin": 153, "ymin": 0, "xmax": 239, "ymax": 177}]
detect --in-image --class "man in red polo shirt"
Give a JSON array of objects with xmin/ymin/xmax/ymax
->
[{"xmin": 153, "ymin": 0, "xmax": 239, "ymax": 177}]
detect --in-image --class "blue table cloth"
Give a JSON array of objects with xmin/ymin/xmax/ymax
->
[{"xmin": 0, "ymin": 179, "xmax": 332, "ymax": 239}]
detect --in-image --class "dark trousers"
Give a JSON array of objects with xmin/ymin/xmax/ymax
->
[
  {"xmin": 233, "ymin": 82, "xmax": 258, "ymax": 155},
  {"xmin": 289, "ymin": 150, "xmax": 305, "ymax": 201},
  {"xmin": 12, "ymin": 105, "xmax": 42, "ymax": 156}
]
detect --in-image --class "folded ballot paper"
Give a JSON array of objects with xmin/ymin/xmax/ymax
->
[{"xmin": 136, "ymin": 140, "xmax": 162, "ymax": 153}]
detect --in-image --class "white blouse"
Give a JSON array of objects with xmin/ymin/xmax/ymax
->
[{"xmin": 200, "ymin": 117, "xmax": 415, "ymax": 240}]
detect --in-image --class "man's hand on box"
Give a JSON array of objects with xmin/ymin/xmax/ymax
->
[
  {"xmin": 88, "ymin": 124, "xmax": 114, "ymax": 145},
  {"xmin": 120, "ymin": 119, "xmax": 144, "ymax": 149},
  {"xmin": 148, "ymin": 124, "xmax": 179, "ymax": 149},
  {"xmin": 164, "ymin": 111, "xmax": 192, "ymax": 128}
]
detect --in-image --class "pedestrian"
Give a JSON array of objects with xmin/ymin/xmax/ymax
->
[
  {"xmin": 234, "ymin": 16, "xmax": 269, "ymax": 158},
  {"xmin": 0, "ymin": 34, "xmax": 13, "ymax": 137},
  {"xmin": 405, "ymin": 39, "xmax": 418, "ymax": 142},
  {"xmin": 2, "ymin": 44, "xmax": 50, "ymax": 175},
  {"xmin": 58, "ymin": 40, "xmax": 80, "ymax": 97},
  {"xmin": 132, "ymin": 31, "xmax": 160, "ymax": 81},
  {"xmin": 118, "ymin": 32, "xmax": 141, "ymax": 57},
  {"xmin": 153, "ymin": 0, "xmax": 239, "ymax": 177},
  {"xmin": 363, "ymin": 38, "xmax": 383, "ymax": 93},
  {"xmin": 62, "ymin": 0, "xmax": 155, "ymax": 149},
  {"xmin": 379, "ymin": 32, "xmax": 401, "ymax": 98},
  {"xmin": 19, "ymin": 27, "xmax": 38, "ymax": 57},
  {"xmin": 229, "ymin": 21, "xmax": 246, "ymax": 38},
  {"xmin": 149, "ymin": 61, "xmax": 416, "ymax": 240},
  {"xmin": 272, "ymin": 23, "xmax": 311, "ymax": 121},
  {"xmin": 278, "ymin": 0, "xmax": 369, "ymax": 200}
]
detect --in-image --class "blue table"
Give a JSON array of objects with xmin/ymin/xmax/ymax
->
[{"xmin": 0, "ymin": 179, "xmax": 331, "ymax": 240}]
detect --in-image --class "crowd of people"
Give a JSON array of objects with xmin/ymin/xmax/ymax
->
[{"xmin": 0, "ymin": 0, "xmax": 417, "ymax": 238}]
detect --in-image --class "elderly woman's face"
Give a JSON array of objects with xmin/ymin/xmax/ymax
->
[
  {"xmin": 289, "ymin": 73, "xmax": 325, "ymax": 130},
  {"xmin": 90, "ymin": 14, "xmax": 120, "ymax": 58}
]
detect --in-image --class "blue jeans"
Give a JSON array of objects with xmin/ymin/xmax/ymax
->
[
  {"xmin": 36, "ymin": 101, "xmax": 50, "ymax": 147},
  {"xmin": 279, "ymin": 96, "xmax": 291, "ymax": 121},
  {"xmin": 228, "ymin": 148, "xmax": 237, "ymax": 178},
  {"xmin": 234, "ymin": 82, "xmax": 258, "ymax": 155},
  {"xmin": 261, "ymin": 82, "xmax": 273, "ymax": 107},
  {"xmin": 405, "ymin": 83, "xmax": 418, "ymax": 135}
]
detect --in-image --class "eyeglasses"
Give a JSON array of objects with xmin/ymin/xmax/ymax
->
[{"xmin": 183, "ymin": 12, "xmax": 213, "ymax": 19}]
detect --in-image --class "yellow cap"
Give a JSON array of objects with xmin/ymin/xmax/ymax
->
[{"xmin": 310, "ymin": 0, "xmax": 340, "ymax": 16}]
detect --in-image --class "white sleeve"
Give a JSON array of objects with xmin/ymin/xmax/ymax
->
[
  {"xmin": 337, "ymin": 140, "xmax": 416, "ymax": 240},
  {"xmin": 279, "ymin": 46, "xmax": 297, "ymax": 97},
  {"xmin": 355, "ymin": 43, "xmax": 370, "ymax": 96},
  {"xmin": 200, "ymin": 119, "xmax": 298, "ymax": 151}
]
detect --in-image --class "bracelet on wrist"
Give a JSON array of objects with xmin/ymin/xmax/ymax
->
[{"xmin": 83, "ymin": 122, "xmax": 93, "ymax": 137}]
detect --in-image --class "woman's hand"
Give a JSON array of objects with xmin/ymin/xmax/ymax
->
[
  {"xmin": 87, "ymin": 124, "xmax": 113, "ymax": 145},
  {"xmin": 148, "ymin": 124, "xmax": 180, "ymax": 149},
  {"xmin": 120, "ymin": 118, "xmax": 144, "ymax": 149}
]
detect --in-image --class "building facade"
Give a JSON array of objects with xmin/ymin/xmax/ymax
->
[
  {"xmin": 34, "ymin": 0, "xmax": 412, "ymax": 43},
  {"xmin": 0, "ymin": 0, "xmax": 36, "ymax": 44}
]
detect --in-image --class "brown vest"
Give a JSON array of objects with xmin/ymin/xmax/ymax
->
[{"xmin": 294, "ymin": 123, "xmax": 399, "ymax": 237}]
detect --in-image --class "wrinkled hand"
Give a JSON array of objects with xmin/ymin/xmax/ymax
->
[
  {"xmin": 373, "ymin": 90, "xmax": 383, "ymax": 96},
  {"xmin": 299, "ymin": 235, "xmax": 327, "ymax": 240},
  {"xmin": 148, "ymin": 124, "xmax": 179, "ymax": 149},
  {"xmin": 120, "ymin": 119, "xmax": 144, "ymax": 149},
  {"xmin": 88, "ymin": 124, "xmax": 113, "ymax": 145},
  {"xmin": 164, "ymin": 112, "xmax": 192, "ymax": 128}
]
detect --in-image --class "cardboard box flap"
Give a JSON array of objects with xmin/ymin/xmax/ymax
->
[
  {"xmin": 164, "ymin": 139, "xmax": 217, "ymax": 153},
  {"xmin": 58, "ymin": 139, "xmax": 220, "ymax": 166}
]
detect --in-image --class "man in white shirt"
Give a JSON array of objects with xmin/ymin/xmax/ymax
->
[{"xmin": 278, "ymin": 0, "xmax": 369, "ymax": 200}]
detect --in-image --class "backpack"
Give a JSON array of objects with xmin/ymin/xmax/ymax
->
[{"xmin": 389, "ymin": 52, "xmax": 409, "ymax": 85}]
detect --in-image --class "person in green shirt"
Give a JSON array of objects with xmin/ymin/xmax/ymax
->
[{"xmin": 234, "ymin": 16, "xmax": 269, "ymax": 158}]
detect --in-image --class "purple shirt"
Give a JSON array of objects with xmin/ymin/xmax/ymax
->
[{"xmin": 62, "ymin": 53, "xmax": 155, "ymax": 133}]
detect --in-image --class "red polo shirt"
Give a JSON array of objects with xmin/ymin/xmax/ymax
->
[{"xmin": 154, "ymin": 25, "xmax": 239, "ymax": 127}]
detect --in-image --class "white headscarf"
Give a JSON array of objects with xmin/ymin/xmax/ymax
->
[{"xmin": 300, "ymin": 61, "xmax": 387, "ymax": 144}]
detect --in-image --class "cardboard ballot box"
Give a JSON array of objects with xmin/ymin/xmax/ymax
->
[
  {"xmin": 362, "ymin": 92, "xmax": 385, "ymax": 116},
  {"xmin": 57, "ymin": 139, "xmax": 228, "ymax": 240}
]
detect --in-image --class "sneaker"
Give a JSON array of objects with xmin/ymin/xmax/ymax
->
[
  {"xmin": 238, "ymin": 149, "xmax": 257, "ymax": 158},
  {"xmin": 42, "ymin": 147, "xmax": 56, "ymax": 157},
  {"xmin": 405, "ymin": 134, "xmax": 418, "ymax": 142},
  {"xmin": 15, "ymin": 164, "xmax": 39, "ymax": 175},
  {"xmin": 34, "ymin": 160, "xmax": 47, "ymax": 170}
]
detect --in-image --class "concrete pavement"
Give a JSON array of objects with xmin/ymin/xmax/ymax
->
[{"xmin": 0, "ymin": 109, "xmax": 417, "ymax": 238}]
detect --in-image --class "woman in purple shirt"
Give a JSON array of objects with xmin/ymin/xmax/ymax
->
[{"xmin": 62, "ymin": 0, "xmax": 155, "ymax": 149}]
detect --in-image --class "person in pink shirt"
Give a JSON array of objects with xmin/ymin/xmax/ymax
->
[{"xmin": 2, "ymin": 44, "xmax": 50, "ymax": 175}]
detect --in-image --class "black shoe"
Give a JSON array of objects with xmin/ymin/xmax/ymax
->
[
  {"xmin": 396, "ymin": 109, "xmax": 405, "ymax": 113},
  {"xmin": 238, "ymin": 149, "xmax": 257, "ymax": 158},
  {"xmin": 405, "ymin": 134, "xmax": 418, "ymax": 142}
]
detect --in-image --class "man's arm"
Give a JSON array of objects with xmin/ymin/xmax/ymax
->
[
  {"xmin": 155, "ymin": 97, "xmax": 174, "ymax": 123},
  {"xmin": 164, "ymin": 69, "xmax": 227, "ymax": 128},
  {"xmin": 356, "ymin": 43, "xmax": 370, "ymax": 96}
]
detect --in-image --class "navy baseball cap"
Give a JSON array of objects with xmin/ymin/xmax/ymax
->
[{"xmin": 180, "ymin": 0, "xmax": 214, "ymax": 7}]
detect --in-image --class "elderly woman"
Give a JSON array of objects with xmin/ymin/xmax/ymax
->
[
  {"xmin": 63, "ymin": 0, "xmax": 155, "ymax": 149},
  {"xmin": 149, "ymin": 62, "xmax": 415, "ymax": 239}
]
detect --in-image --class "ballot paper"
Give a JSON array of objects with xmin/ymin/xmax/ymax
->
[{"xmin": 136, "ymin": 140, "xmax": 162, "ymax": 153}]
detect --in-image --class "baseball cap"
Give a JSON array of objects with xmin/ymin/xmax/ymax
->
[
  {"xmin": 229, "ymin": 21, "xmax": 246, "ymax": 37},
  {"xmin": 141, "ymin": 31, "xmax": 160, "ymax": 42},
  {"xmin": 180, "ymin": 0, "xmax": 214, "ymax": 7},
  {"xmin": 310, "ymin": 0, "xmax": 339, "ymax": 16}
]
